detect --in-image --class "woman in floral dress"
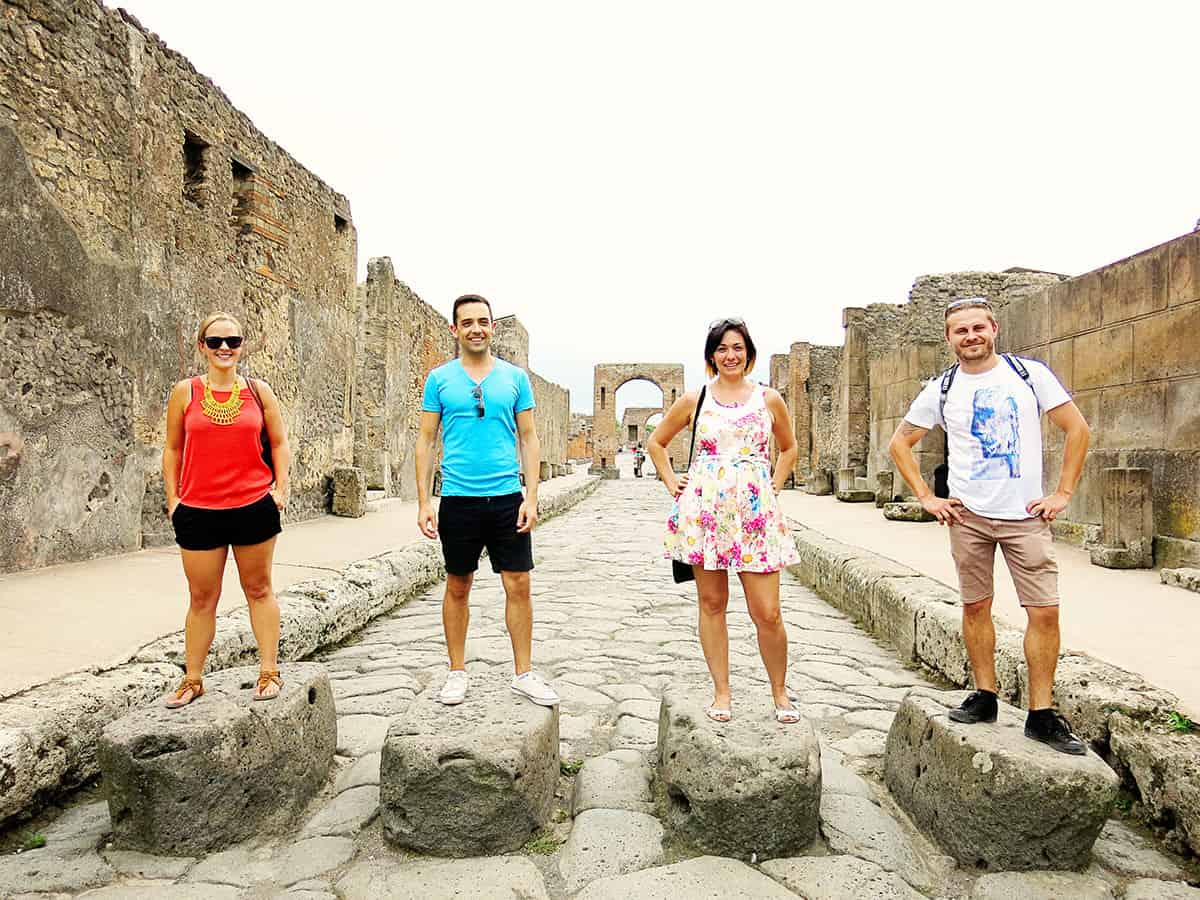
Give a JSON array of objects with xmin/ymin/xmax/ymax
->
[{"xmin": 647, "ymin": 318, "xmax": 801, "ymax": 723}]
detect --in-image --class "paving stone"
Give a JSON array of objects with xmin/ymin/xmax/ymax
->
[
  {"xmin": 0, "ymin": 849, "xmax": 114, "ymax": 895},
  {"xmin": 98, "ymin": 664, "xmax": 336, "ymax": 855},
  {"xmin": 844, "ymin": 709, "xmax": 896, "ymax": 732},
  {"xmin": 333, "ymin": 751, "xmax": 381, "ymax": 792},
  {"xmin": 572, "ymin": 749, "xmax": 655, "ymax": 815},
  {"xmin": 1091, "ymin": 819, "xmax": 1189, "ymax": 880},
  {"xmin": 554, "ymin": 681, "xmax": 616, "ymax": 709},
  {"xmin": 795, "ymin": 661, "xmax": 877, "ymax": 685},
  {"xmin": 559, "ymin": 711, "xmax": 599, "ymax": 742},
  {"xmin": 336, "ymin": 855, "xmax": 549, "ymax": 899},
  {"xmin": 612, "ymin": 714, "xmax": 658, "ymax": 749},
  {"xmin": 380, "ymin": 677, "xmax": 558, "ymax": 856},
  {"xmin": 330, "ymin": 671, "xmax": 421, "ymax": 698},
  {"xmin": 884, "ymin": 689, "xmax": 1119, "ymax": 871},
  {"xmin": 821, "ymin": 748, "xmax": 875, "ymax": 799},
  {"xmin": 865, "ymin": 667, "xmax": 923, "ymax": 687},
  {"xmin": 335, "ymin": 714, "xmax": 390, "ymax": 757},
  {"xmin": 300, "ymin": 784, "xmax": 379, "ymax": 837},
  {"xmin": 39, "ymin": 801, "xmax": 111, "ymax": 855},
  {"xmin": 102, "ymin": 849, "xmax": 196, "ymax": 879},
  {"xmin": 184, "ymin": 836, "xmax": 355, "ymax": 887},
  {"xmin": 970, "ymin": 871, "xmax": 1114, "ymax": 899},
  {"xmin": 1124, "ymin": 879, "xmax": 1200, "ymax": 899},
  {"xmin": 761, "ymin": 855, "xmax": 927, "ymax": 900},
  {"xmin": 616, "ymin": 698, "xmax": 660, "ymax": 721},
  {"xmin": 558, "ymin": 808, "xmax": 664, "ymax": 893},
  {"xmin": 819, "ymin": 793, "xmax": 948, "ymax": 892},
  {"xmin": 334, "ymin": 688, "xmax": 415, "ymax": 717},
  {"xmin": 573, "ymin": 856, "xmax": 797, "ymax": 899},
  {"xmin": 831, "ymin": 728, "xmax": 888, "ymax": 757},
  {"xmin": 73, "ymin": 885, "xmax": 243, "ymax": 899},
  {"xmin": 657, "ymin": 685, "xmax": 821, "ymax": 860}
]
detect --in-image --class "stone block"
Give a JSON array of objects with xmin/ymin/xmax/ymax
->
[
  {"xmin": 331, "ymin": 466, "xmax": 367, "ymax": 517},
  {"xmin": 1091, "ymin": 467, "xmax": 1154, "ymax": 569},
  {"xmin": 1166, "ymin": 377, "xmax": 1200, "ymax": 450},
  {"xmin": 883, "ymin": 502, "xmax": 935, "ymax": 522},
  {"xmin": 1162, "ymin": 567, "xmax": 1200, "ymax": 593},
  {"xmin": 914, "ymin": 601, "xmax": 970, "ymax": 687},
  {"xmin": 1073, "ymin": 325, "xmax": 1132, "ymax": 391},
  {"xmin": 868, "ymin": 576, "xmax": 949, "ymax": 663},
  {"xmin": 1106, "ymin": 250, "xmax": 1168, "ymax": 324},
  {"xmin": 884, "ymin": 689, "xmax": 1119, "ymax": 871},
  {"xmin": 656, "ymin": 685, "xmax": 821, "ymax": 860},
  {"xmin": 539, "ymin": 461, "xmax": 551, "ymax": 482},
  {"xmin": 337, "ymin": 855, "xmax": 550, "ymax": 899},
  {"xmin": 875, "ymin": 471, "xmax": 894, "ymax": 507},
  {"xmin": 557, "ymin": 808, "xmax": 664, "ymax": 894},
  {"xmin": 1050, "ymin": 276, "xmax": 1101, "ymax": 341},
  {"xmin": 1048, "ymin": 338, "xmax": 1074, "ymax": 392},
  {"xmin": 1133, "ymin": 303, "xmax": 1200, "ymax": 381},
  {"xmin": 1098, "ymin": 383, "xmax": 1166, "ymax": 449},
  {"xmin": 1167, "ymin": 232, "xmax": 1200, "ymax": 306},
  {"xmin": 836, "ymin": 489, "xmax": 876, "ymax": 503},
  {"xmin": 98, "ymin": 664, "xmax": 336, "ymax": 855},
  {"xmin": 970, "ymin": 871, "xmax": 1115, "ymax": 899},
  {"xmin": 379, "ymin": 677, "xmax": 558, "ymax": 856},
  {"xmin": 572, "ymin": 748, "xmax": 655, "ymax": 815},
  {"xmin": 760, "ymin": 856, "xmax": 926, "ymax": 900},
  {"xmin": 804, "ymin": 469, "xmax": 833, "ymax": 495}
]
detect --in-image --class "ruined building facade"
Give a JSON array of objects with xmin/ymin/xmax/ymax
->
[{"xmin": 0, "ymin": 0, "xmax": 568, "ymax": 573}]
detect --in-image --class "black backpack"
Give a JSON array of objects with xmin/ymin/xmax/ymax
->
[{"xmin": 932, "ymin": 354, "xmax": 1038, "ymax": 499}]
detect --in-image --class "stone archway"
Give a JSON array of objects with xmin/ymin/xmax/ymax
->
[
  {"xmin": 620, "ymin": 407, "xmax": 661, "ymax": 446},
  {"xmin": 592, "ymin": 364, "xmax": 687, "ymax": 478}
]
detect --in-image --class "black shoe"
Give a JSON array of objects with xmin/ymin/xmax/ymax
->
[
  {"xmin": 948, "ymin": 690, "xmax": 998, "ymax": 724},
  {"xmin": 1025, "ymin": 710, "xmax": 1087, "ymax": 755}
]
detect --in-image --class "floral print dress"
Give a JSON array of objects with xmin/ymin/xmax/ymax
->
[{"xmin": 664, "ymin": 383, "xmax": 799, "ymax": 573}]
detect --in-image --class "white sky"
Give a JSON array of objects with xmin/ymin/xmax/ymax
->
[{"xmin": 108, "ymin": 1, "xmax": 1200, "ymax": 415}]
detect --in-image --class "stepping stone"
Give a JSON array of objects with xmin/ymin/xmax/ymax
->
[
  {"xmin": 380, "ymin": 676, "xmax": 558, "ymax": 856},
  {"xmin": 883, "ymin": 501, "xmax": 936, "ymax": 522},
  {"xmin": 1124, "ymin": 879, "xmax": 1200, "ymax": 900},
  {"xmin": 98, "ymin": 664, "xmax": 337, "ymax": 855},
  {"xmin": 574, "ymin": 856, "xmax": 797, "ymax": 899},
  {"xmin": 1090, "ymin": 819, "xmax": 1188, "ymax": 880},
  {"xmin": 884, "ymin": 689, "xmax": 1119, "ymax": 871},
  {"xmin": 557, "ymin": 808, "xmax": 664, "ymax": 893},
  {"xmin": 656, "ymin": 685, "xmax": 821, "ymax": 860}
]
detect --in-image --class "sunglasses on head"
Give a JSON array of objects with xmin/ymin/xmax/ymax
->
[
  {"xmin": 708, "ymin": 317, "xmax": 746, "ymax": 331},
  {"xmin": 945, "ymin": 298, "xmax": 991, "ymax": 312},
  {"xmin": 471, "ymin": 385, "xmax": 485, "ymax": 417},
  {"xmin": 203, "ymin": 335, "xmax": 244, "ymax": 350}
]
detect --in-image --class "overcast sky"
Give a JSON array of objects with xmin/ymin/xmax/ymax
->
[{"xmin": 109, "ymin": 1, "xmax": 1200, "ymax": 415}]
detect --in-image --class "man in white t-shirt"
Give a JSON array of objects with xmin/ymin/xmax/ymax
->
[{"xmin": 888, "ymin": 298, "xmax": 1091, "ymax": 755}]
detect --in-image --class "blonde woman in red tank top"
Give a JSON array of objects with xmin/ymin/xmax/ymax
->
[{"xmin": 161, "ymin": 313, "xmax": 291, "ymax": 708}]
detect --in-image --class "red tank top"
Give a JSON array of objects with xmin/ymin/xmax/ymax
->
[{"xmin": 179, "ymin": 377, "xmax": 274, "ymax": 509}]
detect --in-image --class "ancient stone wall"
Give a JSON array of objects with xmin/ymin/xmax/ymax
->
[
  {"xmin": 620, "ymin": 407, "xmax": 660, "ymax": 446},
  {"xmin": 997, "ymin": 236, "xmax": 1200, "ymax": 566},
  {"xmin": 0, "ymin": 1, "xmax": 357, "ymax": 571},
  {"xmin": 567, "ymin": 414, "xmax": 593, "ymax": 460},
  {"xmin": 489, "ymin": 315, "xmax": 568, "ymax": 472},
  {"xmin": 867, "ymin": 342, "xmax": 947, "ymax": 492}
]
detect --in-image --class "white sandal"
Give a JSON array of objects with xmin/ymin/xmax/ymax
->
[
  {"xmin": 705, "ymin": 705, "xmax": 732, "ymax": 723},
  {"xmin": 775, "ymin": 704, "xmax": 801, "ymax": 725}
]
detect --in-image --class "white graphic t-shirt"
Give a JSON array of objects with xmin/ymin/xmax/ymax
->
[{"xmin": 904, "ymin": 357, "xmax": 1071, "ymax": 520}]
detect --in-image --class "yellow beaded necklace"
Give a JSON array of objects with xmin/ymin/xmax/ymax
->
[{"xmin": 200, "ymin": 376, "xmax": 243, "ymax": 425}]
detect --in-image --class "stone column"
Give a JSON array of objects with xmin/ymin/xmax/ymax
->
[
  {"xmin": 838, "ymin": 308, "xmax": 869, "ymax": 476},
  {"xmin": 1090, "ymin": 467, "xmax": 1155, "ymax": 569},
  {"xmin": 790, "ymin": 342, "xmax": 812, "ymax": 486}
]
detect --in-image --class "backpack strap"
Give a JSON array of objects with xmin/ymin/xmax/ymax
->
[
  {"xmin": 937, "ymin": 364, "xmax": 958, "ymax": 429},
  {"xmin": 1001, "ymin": 353, "xmax": 1040, "ymax": 412}
]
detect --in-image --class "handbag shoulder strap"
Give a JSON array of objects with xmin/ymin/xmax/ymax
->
[
  {"xmin": 686, "ymin": 385, "xmax": 706, "ymax": 467},
  {"xmin": 245, "ymin": 376, "xmax": 265, "ymax": 411}
]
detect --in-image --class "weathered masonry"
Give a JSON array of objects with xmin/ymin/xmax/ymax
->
[
  {"xmin": 772, "ymin": 243, "xmax": 1200, "ymax": 569},
  {"xmin": 591, "ymin": 364, "xmax": 686, "ymax": 478},
  {"xmin": 0, "ymin": 0, "xmax": 571, "ymax": 573}
]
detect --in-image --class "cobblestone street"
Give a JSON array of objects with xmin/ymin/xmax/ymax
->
[{"xmin": 2, "ymin": 478, "xmax": 1196, "ymax": 899}]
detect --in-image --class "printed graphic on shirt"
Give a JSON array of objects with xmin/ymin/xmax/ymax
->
[{"xmin": 970, "ymin": 387, "xmax": 1021, "ymax": 480}]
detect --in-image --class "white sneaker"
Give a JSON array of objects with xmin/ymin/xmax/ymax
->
[
  {"xmin": 511, "ymin": 671, "xmax": 560, "ymax": 707},
  {"xmin": 439, "ymin": 669, "xmax": 469, "ymax": 705}
]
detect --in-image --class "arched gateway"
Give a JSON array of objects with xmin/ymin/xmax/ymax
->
[{"xmin": 591, "ymin": 363, "xmax": 688, "ymax": 478}]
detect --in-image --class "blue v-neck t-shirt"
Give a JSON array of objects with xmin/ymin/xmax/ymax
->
[{"xmin": 421, "ymin": 358, "xmax": 536, "ymax": 497}]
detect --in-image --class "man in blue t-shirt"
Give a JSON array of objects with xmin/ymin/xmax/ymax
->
[{"xmin": 415, "ymin": 294, "xmax": 559, "ymax": 708}]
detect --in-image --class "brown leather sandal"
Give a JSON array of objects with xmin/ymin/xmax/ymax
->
[
  {"xmin": 253, "ymin": 670, "xmax": 283, "ymax": 701},
  {"xmin": 165, "ymin": 676, "xmax": 204, "ymax": 709}
]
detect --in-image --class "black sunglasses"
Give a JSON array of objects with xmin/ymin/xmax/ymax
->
[
  {"xmin": 708, "ymin": 317, "xmax": 746, "ymax": 331},
  {"xmin": 471, "ymin": 385, "xmax": 484, "ymax": 417},
  {"xmin": 203, "ymin": 335, "xmax": 244, "ymax": 350}
]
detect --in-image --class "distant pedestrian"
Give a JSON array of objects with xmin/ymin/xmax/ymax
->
[
  {"xmin": 633, "ymin": 443, "xmax": 646, "ymax": 478},
  {"xmin": 889, "ymin": 297, "xmax": 1091, "ymax": 754},
  {"xmin": 415, "ymin": 294, "xmax": 559, "ymax": 708},
  {"xmin": 649, "ymin": 318, "xmax": 801, "ymax": 724},
  {"xmin": 162, "ymin": 312, "xmax": 289, "ymax": 708}
]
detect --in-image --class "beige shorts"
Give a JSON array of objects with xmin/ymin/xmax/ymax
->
[{"xmin": 948, "ymin": 507, "xmax": 1059, "ymax": 607}]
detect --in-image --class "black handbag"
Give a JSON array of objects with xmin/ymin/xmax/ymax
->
[
  {"xmin": 244, "ymin": 378, "xmax": 275, "ymax": 480},
  {"xmin": 672, "ymin": 385, "xmax": 706, "ymax": 584}
]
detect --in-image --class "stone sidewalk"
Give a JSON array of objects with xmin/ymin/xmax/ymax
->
[
  {"xmin": 2, "ymin": 478, "xmax": 1196, "ymax": 899},
  {"xmin": 778, "ymin": 491, "xmax": 1200, "ymax": 718},
  {"xmin": 0, "ymin": 470, "xmax": 595, "ymax": 699}
]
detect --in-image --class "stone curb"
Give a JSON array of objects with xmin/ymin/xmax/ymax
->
[
  {"xmin": 0, "ymin": 475, "xmax": 601, "ymax": 831},
  {"xmin": 786, "ymin": 519, "xmax": 1200, "ymax": 857}
]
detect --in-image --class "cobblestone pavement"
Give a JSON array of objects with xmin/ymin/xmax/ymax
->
[{"xmin": 3, "ymin": 479, "xmax": 1197, "ymax": 899}]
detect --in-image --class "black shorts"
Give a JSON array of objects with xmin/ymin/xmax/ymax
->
[
  {"xmin": 172, "ymin": 493, "xmax": 282, "ymax": 551},
  {"xmin": 438, "ymin": 492, "xmax": 533, "ymax": 576}
]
